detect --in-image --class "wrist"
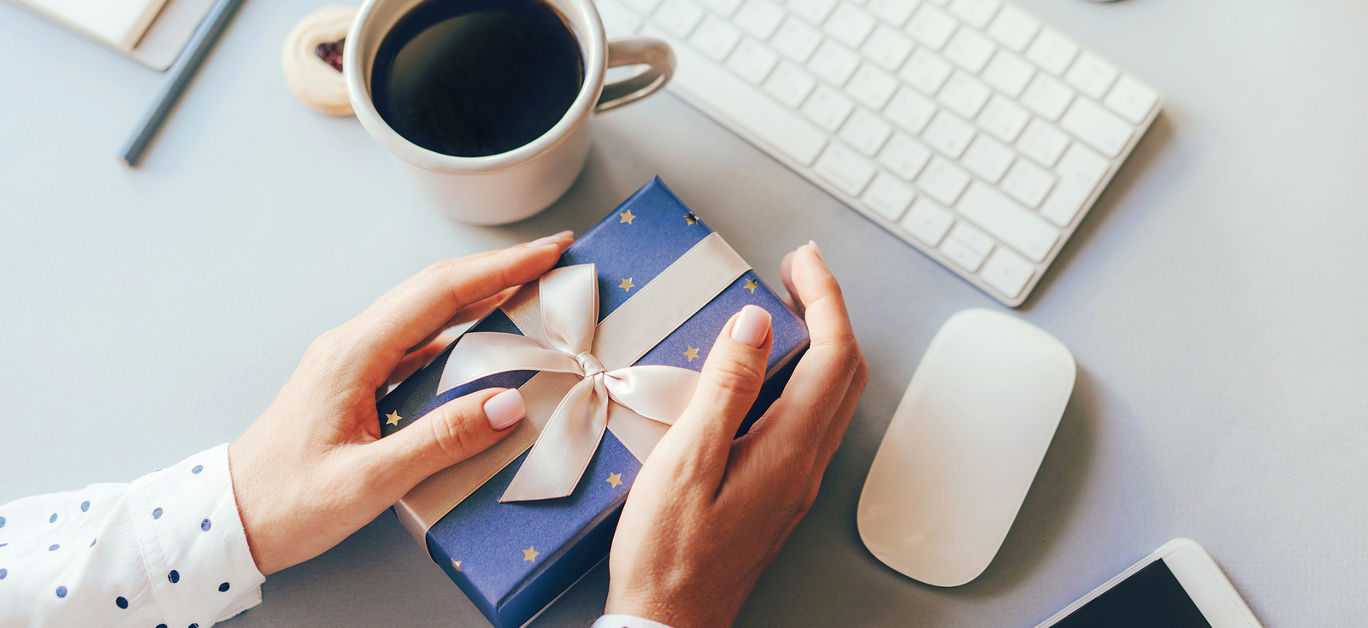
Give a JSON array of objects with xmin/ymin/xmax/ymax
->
[{"xmin": 606, "ymin": 585, "xmax": 743, "ymax": 628}]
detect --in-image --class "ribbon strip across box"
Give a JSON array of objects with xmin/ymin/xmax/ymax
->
[{"xmin": 376, "ymin": 177, "xmax": 810, "ymax": 628}]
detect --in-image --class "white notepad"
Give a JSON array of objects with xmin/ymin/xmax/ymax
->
[{"xmin": 14, "ymin": 0, "xmax": 170, "ymax": 51}]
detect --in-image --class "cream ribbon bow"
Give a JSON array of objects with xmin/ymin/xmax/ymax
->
[{"xmin": 434, "ymin": 264, "xmax": 700, "ymax": 502}]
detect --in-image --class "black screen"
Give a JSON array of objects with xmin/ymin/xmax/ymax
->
[{"xmin": 1053, "ymin": 560, "xmax": 1211, "ymax": 628}]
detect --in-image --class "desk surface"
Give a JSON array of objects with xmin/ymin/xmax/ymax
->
[{"xmin": 2, "ymin": 0, "xmax": 1366, "ymax": 625}]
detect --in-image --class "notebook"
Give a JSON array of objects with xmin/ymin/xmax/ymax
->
[
  {"xmin": 8, "ymin": 0, "xmax": 217, "ymax": 70},
  {"xmin": 12, "ymin": 0, "xmax": 169, "ymax": 51}
]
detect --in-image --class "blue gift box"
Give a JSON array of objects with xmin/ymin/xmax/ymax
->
[{"xmin": 376, "ymin": 178, "xmax": 808, "ymax": 627}]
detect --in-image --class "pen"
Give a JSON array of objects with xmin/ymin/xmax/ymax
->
[{"xmin": 119, "ymin": 0, "xmax": 247, "ymax": 167}]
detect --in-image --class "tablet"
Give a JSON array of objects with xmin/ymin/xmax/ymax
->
[{"xmin": 1038, "ymin": 538, "xmax": 1262, "ymax": 627}]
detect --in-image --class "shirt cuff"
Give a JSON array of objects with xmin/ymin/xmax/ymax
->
[
  {"xmin": 592, "ymin": 614, "xmax": 676, "ymax": 628},
  {"xmin": 126, "ymin": 443, "xmax": 266, "ymax": 626}
]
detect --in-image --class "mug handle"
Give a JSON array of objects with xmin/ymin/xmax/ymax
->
[{"xmin": 597, "ymin": 38, "xmax": 676, "ymax": 112}]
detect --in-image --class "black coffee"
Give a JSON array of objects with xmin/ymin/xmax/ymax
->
[{"xmin": 370, "ymin": 0, "xmax": 584, "ymax": 157}]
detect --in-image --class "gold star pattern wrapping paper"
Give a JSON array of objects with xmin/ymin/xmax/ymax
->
[{"xmin": 374, "ymin": 177, "xmax": 810, "ymax": 628}]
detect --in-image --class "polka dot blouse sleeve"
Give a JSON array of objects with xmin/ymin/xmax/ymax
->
[{"xmin": 0, "ymin": 444, "xmax": 266, "ymax": 628}]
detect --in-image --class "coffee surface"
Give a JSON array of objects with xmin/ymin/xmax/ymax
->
[{"xmin": 371, "ymin": 0, "xmax": 584, "ymax": 157}]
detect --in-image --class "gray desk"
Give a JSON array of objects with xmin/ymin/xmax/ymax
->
[{"xmin": 2, "ymin": 0, "xmax": 1365, "ymax": 625}]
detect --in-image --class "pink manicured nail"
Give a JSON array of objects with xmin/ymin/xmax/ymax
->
[
  {"xmin": 483, "ymin": 389, "xmax": 526, "ymax": 430},
  {"xmin": 731, "ymin": 305, "xmax": 771, "ymax": 348},
  {"xmin": 807, "ymin": 240, "xmax": 823, "ymax": 261},
  {"xmin": 526, "ymin": 230, "xmax": 574, "ymax": 248}
]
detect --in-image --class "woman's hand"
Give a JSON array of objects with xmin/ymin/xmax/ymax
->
[
  {"xmin": 606, "ymin": 243, "xmax": 867, "ymax": 627},
  {"xmin": 227, "ymin": 231, "xmax": 574, "ymax": 576}
]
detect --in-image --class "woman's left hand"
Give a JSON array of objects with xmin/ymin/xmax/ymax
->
[{"xmin": 228, "ymin": 231, "xmax": 574, "ymax": 575}]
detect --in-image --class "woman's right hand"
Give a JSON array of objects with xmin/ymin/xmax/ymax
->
[{"xmin": 605, "ymin": 243, "xmax": 867, "ymax": 627}]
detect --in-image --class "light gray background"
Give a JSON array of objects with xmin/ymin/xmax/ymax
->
[{"xmin": 2, "ymin": 0, "xmax": 1365, "ymax": 625}]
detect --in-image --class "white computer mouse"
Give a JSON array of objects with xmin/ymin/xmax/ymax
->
[{"xmin": 857, "ymin": 308, "xmax": 1076, "ymax": 587}]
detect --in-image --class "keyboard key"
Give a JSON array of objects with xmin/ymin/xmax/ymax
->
[
  {"xmin": 735, "ymin": 0, "xmax": 786, "ymax": 39},
  {"xmin": 985, "ymin": 4, "xmax": 1038, "ymax": 52},
  {"xmin": 772, "ymin": 17, "xmax": 823, "ymax": 62},
  {"xmin": 906, "ymin": 4, "xmax": 957, "ymax": 50},
  {"xmin": 1025, "ymin": 28, "xmax": 1079, "ymax": 76},
  {"xmin": 977, "ymin": 95, "xmax": 1030, "ymax": 142},
  {"xmin": 868, "ymin": 0, "xmax": 916, "ymax": 26},
  {"xmin": 949, "ymin": 221, "xmax": 995, "ymax": 257},
  {"xmin": 598, "ymin": 2, "xmax": 643, "ymax": 36},
  {"xmin": 957, "ymin": 182, "xmax": 1060, "ymax": 261},
  {"xmin": 862, "ymin": 25, "xmax": 914, "ymax": 71},
  {"xmin": 1000, "ymin": 158, "xmax": 1056, "ymax": 208},
  {"xmin": 815, "ymin": 142, "xmax": 877, "ymax": 195},
  {"xmin": 672, "ymin": 44, "xmax": 828, "ymax": 165},
  {"xmin": 623, "ymin": 0, "xmax": 663, "ymax": 15},
  {"xmin": 763, "ymin": 61, "xmax": 818, "ymax": 106},
  {"xmin": 1059, "ymin": 98, "xmax": 1132, "ymax": 157},
  {"xmin": 938, "ymin": 72, "xmax": 991, "ymax": 118},
  {"xmin": 839, "ymin": 108, "xmax": 893, "ymax": 155},
  {"xmin": 847, "ymin": 64, "xmax": 898, "ymax": 109},
  {"xmin": 1040, "ymin": 143, "xmax": 1108, "ymax": 226},
  {"xmin": 1020, "ymin": 73, "xmax": 1074, "ymax": 120},
  {"xmin": 699, "ymin": 0, "xmax": 744, "ymax": 16},
  {"xmin": 943, "ymin": 28, "xmax": 994, "ymax": 73},
  {"xmin": 1064, "ymin": 51, "xmax": 1118, "ymax": 100},
  {"xmin": 918, "ymin": 156, "xmax": 971, "ymax": 204},
  {"xmin": 825, "ymin": 2, "xmax": 877, "ymax": 47},
  {"xmin": 899, "ymin": 197, "xmax": 955, "ymax": 245},
  {"xmin": 961, "ymin": 135, "xmax": 1015, "ymax": 182},
  {"xmin": 1104, "ymin": 74, "xmax": 1159, "ymax": 124},
  {"xmin": 809, "ymin": 40, "xmax": 861, "ymax": 85},
  {"xmin": 863, "ymin": 172, "xmax": 917, "ymax": 220},
  {"xmin": 801, "ymin": 84, "xmax": 856, "ymax": 131},
  {"xmin": 878, "ymin": 132, "xmax": 933, "ymax": 179},
  {"xmin": 981, "ymin": 50, "xmax": 1035, "ymax": 97},
  {"xmin": 658, "ymin": 0, "xmax": 705, "ymax": 37},
  {"xmin": 940, "ymin": 237, "xmax": 987, "ymax": 272},
  {"xmin": 980, "ymin": 247, "xmax": 1034, "ymax": 298},
  {"xmin": 1016, "ymin": 118, "xmax": 1070, "ymax": 167},
  {"xmin": 691, "ymin": 15, "xmax": 743, "ymax": 60},
  {"xmin": 900, "ymin": 49, "xmax": 953, "ymax": 94},
  {"xmin": 886, "ymin": 86, "xmax": 937, "ymax": 133},
  {"xmin": 948, "ymin": 0, "xmax": 1001, "ymax": 30},
  {"xmin": 727, "ymin": 38, "xmax": 780, "ymax": 84},
  {"xmin": 922, "ymin": 111, "xmax": 976, "ymax": 158},
  {"xmin": 789, "ymin": 0, "xmax": 837, "ymax": 24}
]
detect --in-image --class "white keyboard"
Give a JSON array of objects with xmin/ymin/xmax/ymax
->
[{"xmin": 595, "ymin": 0, "xmax": 1160, "ymax": 306}]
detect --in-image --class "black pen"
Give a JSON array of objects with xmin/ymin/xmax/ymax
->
[{"xmin": 119, "ymin": 0, "xmax": 247, "ymax": 167}]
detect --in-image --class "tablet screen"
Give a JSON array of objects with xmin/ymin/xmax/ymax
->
[{"xmin": 1052, "ymin": 560, "xmax": 1211, "ymax": 627}]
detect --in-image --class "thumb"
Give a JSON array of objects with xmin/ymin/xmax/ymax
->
[
  {"xmin": 661, "ymin": 305, "xmax": 772, "ymax": 482},
  {"xmin": 371, "ymin": 388, "xmax": 527, "ymax": 485}
]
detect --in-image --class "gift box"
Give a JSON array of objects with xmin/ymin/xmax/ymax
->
[{"xmin": 376, "ymin": 177, "xmax": 809, "ymax": 627}]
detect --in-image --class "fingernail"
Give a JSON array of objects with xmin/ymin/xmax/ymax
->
[
  {"xmin": 483, "ymin": 389, "xmax": 526, "ymax": 430},
  {"xmin": 731, "ymin": 305, "xmax": 771, "ymax": 348},
  {"xmin": 526, "ymin": 230, "xmax": 574, "ymax": 248},
  {"xmin": 807, "ymin": 240, "xmax": 823, "ymax": 261}
]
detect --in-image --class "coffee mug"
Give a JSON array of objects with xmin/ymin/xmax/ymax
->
[{"xmin": 343, "ymin": 0, "xmax": 675, "ymax": 225}]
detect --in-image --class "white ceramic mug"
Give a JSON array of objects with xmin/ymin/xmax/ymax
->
[{"xmin": 343, "ymin": 0, "xmax": 674, "ymax": 225}]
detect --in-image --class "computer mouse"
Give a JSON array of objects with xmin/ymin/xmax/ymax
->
[{"xmin": 857, "ymin": 308, "xmax": 1076, "ymax": 587}]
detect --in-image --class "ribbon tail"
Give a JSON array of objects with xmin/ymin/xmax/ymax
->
[
  {"xmin": 436, "ymin": 332, "xmax": 579, "ymax": 396},
  {"xmin": 499, "ymin": 377, "xmax": 611, "ymax": 502}
]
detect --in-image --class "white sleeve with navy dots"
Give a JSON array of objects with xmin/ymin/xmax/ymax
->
[{"xmin": 0, "ymin": 444, "xmax": 266, "ymax": 628}]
